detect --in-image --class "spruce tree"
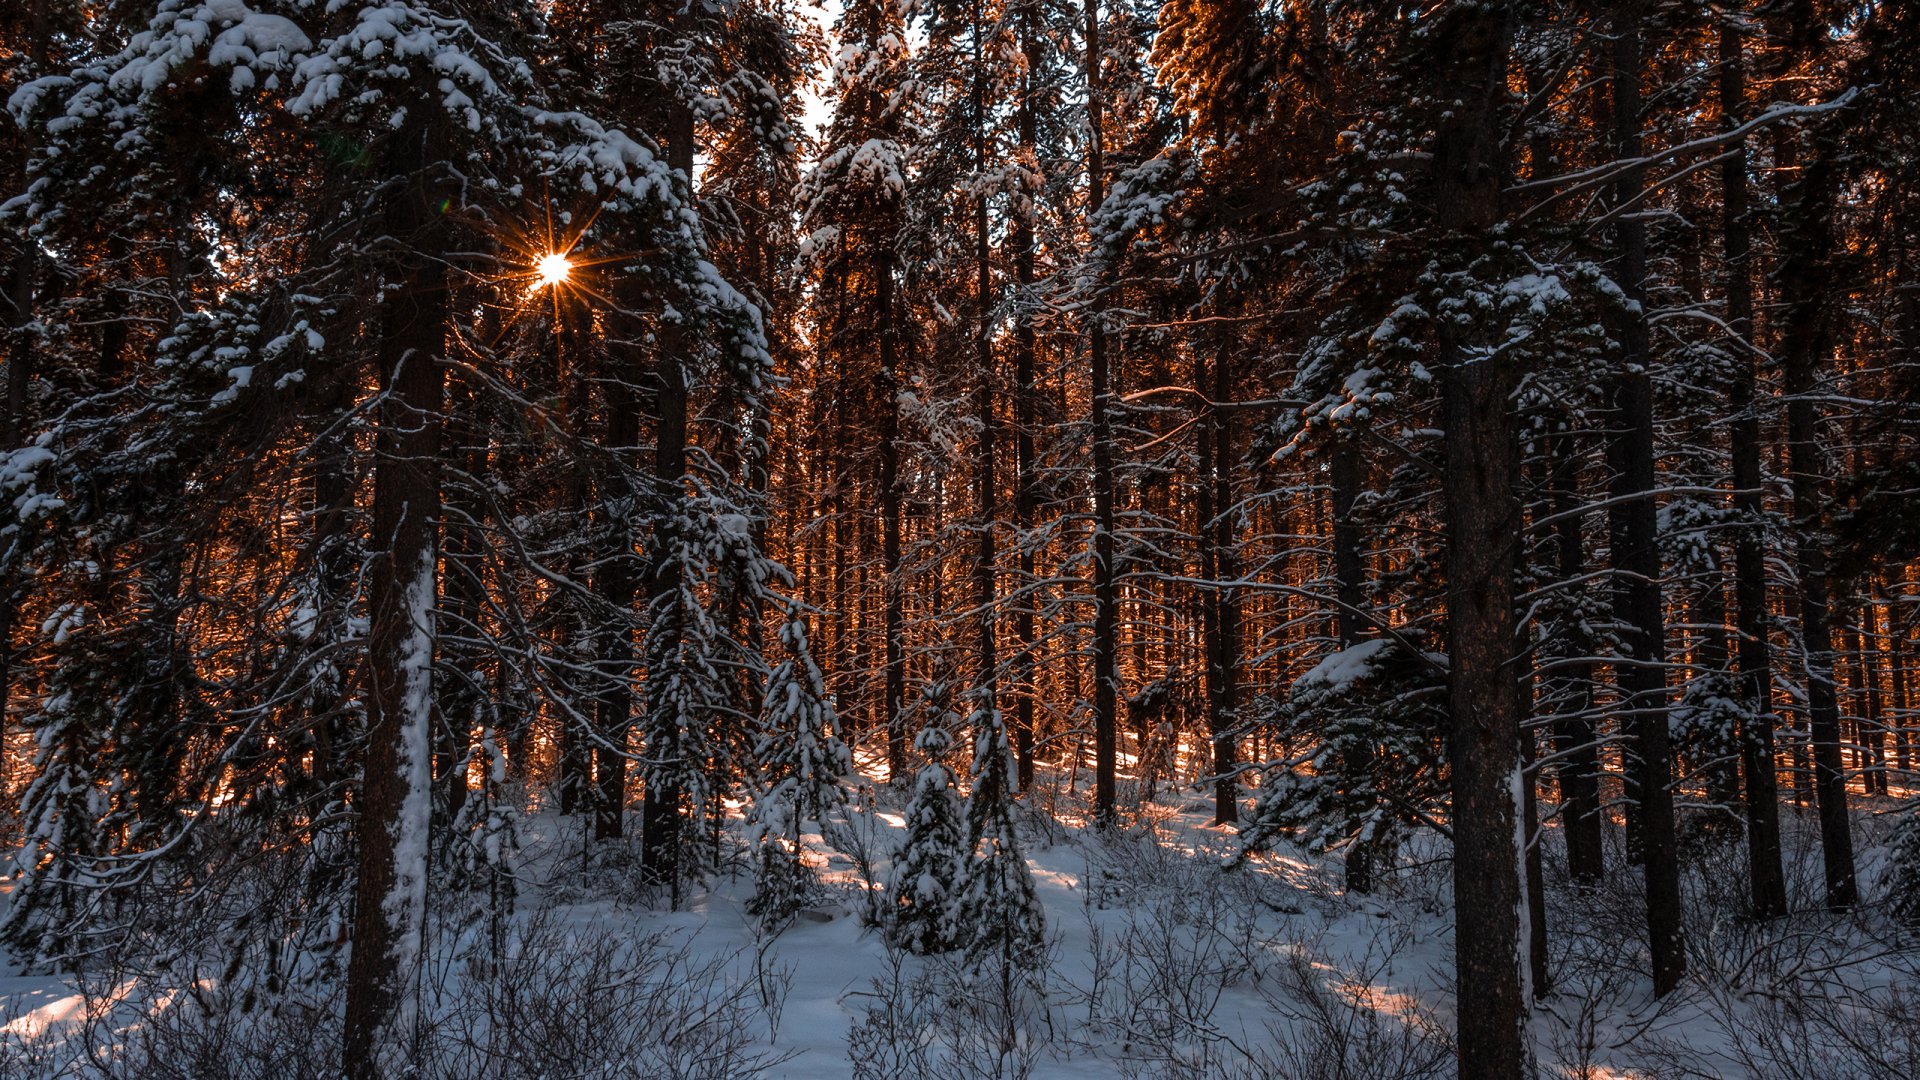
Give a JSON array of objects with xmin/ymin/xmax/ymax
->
[
  {"xmin": 887, "ymin": 714, "xmax": 968, "ymax": 953},
  {"xmin": 747, "ymin": 607, "xmax": 853, "ymax": 925},
  {"xmin": 1235, "ymin": 638, "xmax": 1448, "ymax": 876},
  {"xmin": 954, "ymin": 701, "xmax": 1044, "ymax": 967},
  {"xmin": 799, "ymin": 0, "xmax": 915, "ymax": 782}
]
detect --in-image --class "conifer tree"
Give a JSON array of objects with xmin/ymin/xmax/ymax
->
[
  {"xmin": 1235, "ymin": 638, "xmax": 1448, "ymax": 873},
  {"xmin": 954, "ymin": 702, "xmax": 1044, "ymax": 967},
  {"xmin": 887, "ymin": 710, "xmax": 968, "ymax": 953},
  {"xmin": 747, "ymin": 607, "xmax": 853, "ymax": 925},
  {"xmin": 799, "ymin": 0, "xmax": 915, "ymax": 780}
]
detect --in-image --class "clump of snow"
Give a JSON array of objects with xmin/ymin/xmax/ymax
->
[
  {"xmin": 1292, "ymin": 637, "xmax": 1396, "ymax": 695},
  {"xmin": 111, "ymin": 0, "xmax": 311, "ymax": 96}
]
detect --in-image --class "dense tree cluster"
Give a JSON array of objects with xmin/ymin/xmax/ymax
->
[{"xmin": 2, "ymin": 0, "xmax": 1918, "ymax": 1076}]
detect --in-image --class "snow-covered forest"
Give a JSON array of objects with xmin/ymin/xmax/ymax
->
[{"xmin": 0, "ymin": 0, "xmax": 1916, "ymax": 1076}]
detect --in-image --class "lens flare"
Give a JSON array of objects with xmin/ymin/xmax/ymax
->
[{"xmin": 536, "ymin": 252, "xmax": 572, "ymax": 288}]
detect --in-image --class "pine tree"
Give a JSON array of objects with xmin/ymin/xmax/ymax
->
[
  {"xmin": 1603, "ymin": 2, "xmax": 1686, "ymax": 991},
  {"xmin": 1082, "ymin": 0, "xmax": 1120, "ymax": 827},
  {"xmin": 1235, "ymin": 638, "xmax": 1448, "ymax": 875},
  {"xmin": 1717, "ymin": 1, "xmax": 1789, "ymax": 918},
  {"xmin": 954, "ymin": 701, "xmax": 1044, "ymax": 967},
  {"xmin": 0, "ymin": 0, "xmax": 337, "ymax": 961},
  {"xmin": 746, "ymin": 607, "xmax": 853, "ymax": 925},
  {"xmin": 3, "ymin": 666, "xmax": 110, "ymax": 965},
  {"xmin": 799, "ymin": 0, "xmax": 915, "ymax": 781},
  {"xmin": 0, "ymin": 0, "xmax": 784, "ymax": 1045},
  {"xmin": 887, "ymin": 712, "xmax": 968, "ymax": 953}
]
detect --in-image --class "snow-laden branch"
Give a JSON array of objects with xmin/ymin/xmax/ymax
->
[{"xmin": 1511, "ymin": 89, "xmax": 1862, "ymax": 223}]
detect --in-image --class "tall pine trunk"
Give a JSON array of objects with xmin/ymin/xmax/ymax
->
[
  {"xmin": 1011, "ymin": 7, "xmax": 1040, "ymax": 791},
  {"xmin": 307, "ymin": 370, "xmax": 361, "ymax": 797},
  {"xmin": 1431, "ymin": 9, "xmax": 1530, "ymax": 1077},
  {"xmin": 343, "ymin": 120, "xmax": 448, "ymax": 1080},
  {"xmin": 1608, "ymin": 5, "xmax": 1686, "ymax": 995},
  {"xmin": 879, "ymin": 246, "xmax": 908, "ymax": 783},
  {"xmin": 1774, "ymin": 73, "xmax": 1859, "ymax": 909},
  {"xmin": 1086, "ymin": 0, "xmax": 1119, "ymax": 826},
  {"xmin": 555, "ymin": 309, "xmax": 591, "ymax": 817},
  {"xmin": 0, "ymin": 0, "xmax": 49, "ymax": 812},
  {"xmin": 438, "ymin": 366, "xmax": 490, "ymax": 833},
  {"xmin": 1549, "ymin": 425, "xmax": 1605, "ymax": 883},
  {"xmin": 970, "ymin": 0, "xmax": 999, "ymax": 734},
  {"xmin": 1720, "ymin": 8, "xmax": 1788, "ymax": 917},
  {"xmin": 1849, "ymin": 613, "xmax": 1887, "ymax": 796},
  {"xmin": 1197, "ymin": 339, "xmax": 1239, "ymax": 825},
  {"xmin": 641, "ymin": 72, "xmax": 698, "ymax": 891},
  {"xmin": 594, "ymin": 321, "xmax": 641, "ymax": 840},
  {"xmin": 1443, "ymin": 291, "xmax": 1530, "ymax": 1080},
  {"xmin": 1331, "ymin": 439, "xmax": 1371, "ymax": 890}
]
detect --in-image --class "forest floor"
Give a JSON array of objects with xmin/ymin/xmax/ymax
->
[{"xmin": 0, "ymin": 765, "xmax": 1914, "ymax": 1078}]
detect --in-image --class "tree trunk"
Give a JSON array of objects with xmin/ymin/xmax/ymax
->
[
  {"xmin": 1775, "ymin": 94, "xmax": 1859, "ymax": 911},
  {"xmin": 1086, "ymin": 0, "xmax": 1119, "ymax": 827},
  {"xmin": 0, "ymin": 173, "xmax": 33, "ymax": 785},
  {"xmin": 1516, "ymin": 636, "xmax": 1550, "ymax": 996},
  {"xmin": 1431, "ymin": 9, "xmax": 1531, "ymax": 1077},
  {"xmin": 437, "ymin": 366, "xmax": 490, "ymax": 833},
  {"xmin": 1892, "ymin": 609, "xmax": 1913, "ymax": 777},
  {"xmin": 307, "ymin": 370, "xmax": 361, "ymax": 796},
  {"xmin": 555, "ymin": 309, "xmax": 591, "ymax": 818},
  {"xmin": 1209, "ymin": 340, "xmax": 1241, "ymax": 827},
  {"xmin": 879, "ymin": 247, "xmax": 908, "ymax": 784},
  {"xmin": 1608, "ymin": 5, "xmax": 1686, "ymax": 995},
  {"xmin": 970, "ymin": 0, "xmax": 999, "ymax": 736},
  {"xmin": 1692, "ymin": 571, "xmax": 1740, "ymax": 815},
  {"xmin": 1784, "ymin": 366, "xmax": 1856, "ymax": 906},
  {"xmin": 641, "ymin": 72, "xmax": 698, "ymax": 891},
  {"xmin": 343, "ymin": 123, "xmax": 448, "ymax": 1080},
  {"xmin": 594, "ymin": 316, "xmax": 641, "ymax": 840},
  {"xmin": 1719, "ymin": 10, "xmax": 1788, "ymax": 917},
  {"xmin": 1331, "ymin": 439, "xmax": 1374, "ymax": 892},
  {"xmin": 1850, "ymin": 611, "xmax": 1888, "ymax": 797},
  {"xmin": 0, "ymin": 4, "xmax": 50, "ymax": 794},
  {"xmin": 1443, "ymin": 323, "xmax": 1530, "ymax": 1080},
  {"xmin": 1011, "ymin": 8, "xmax": 1040, "ymax": 792},
  {"xmin": 1197, "ymin": 339, "xmax": 1239, "ymax": 825},
  {"xmin": 1549, "ymin": 425, "xmax": 1605, "ymax": 883}
]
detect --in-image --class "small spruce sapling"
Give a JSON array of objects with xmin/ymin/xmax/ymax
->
[
  {"xmin": 887, "ymin": 695, "xmax": 968, "ymax": 952},
  {"xmin": 746, "ymin": 608, "xmax": 853, "ymax": 925},
  {"xmin": 954, "ymin": 699, "xmax": 1045, "ymax": 970}
]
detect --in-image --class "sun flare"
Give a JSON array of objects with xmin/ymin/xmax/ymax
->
[{"xmin": 535, "ymin": 252, "xmax": 572, "ymax": 288}]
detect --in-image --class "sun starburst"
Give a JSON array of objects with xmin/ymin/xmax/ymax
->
[{"xmin": 535, "ymin": 251, "xmax": 573, "ymax": 288}]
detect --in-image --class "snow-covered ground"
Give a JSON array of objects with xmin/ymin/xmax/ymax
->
[{"xmin": 0, "ymin": 770, "xmax": 1914, "ymax": 1079}]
